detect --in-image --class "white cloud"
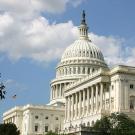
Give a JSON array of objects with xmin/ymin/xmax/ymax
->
[
  {"xmin": 90, "ymin": 33, "xmax": 135, "ymax": 66},
  {"xmin": 0, "ymin": 0, "xmax": 83, "ymax": 16},
  {"xmin": 0, "ymin": 0, "xmax": 134, "ymax": 67},
  {"xmin": 0, "ymin": 15, "xmax": 78, "ymax": 61},
  {"xmin": 0, "ymin": 13, "xmax": 14, "ymax": 36}
]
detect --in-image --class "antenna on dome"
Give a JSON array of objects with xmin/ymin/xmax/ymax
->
[{"xmin": 81, "ymin": 10, "xmax": 86, "ymax": 25}]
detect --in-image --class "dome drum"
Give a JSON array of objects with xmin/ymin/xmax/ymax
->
[{"xmin": 56, "ymin": 65, "xmax": 106, "ymax": 78}]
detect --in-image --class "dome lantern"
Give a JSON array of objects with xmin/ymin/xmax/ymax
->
[{"xmin": 79, "ymin": 10, "xmax": 89, "ymax": 40}]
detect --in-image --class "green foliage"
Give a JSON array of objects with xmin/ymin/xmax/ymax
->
[
  {"xmin": 93, "ymin": 116, "xmax": 111, "ymax": 134},
  {"xmin": 45, "ymin": 131, "xmax": 67, "ymax": 135},
  {"xmin": 45, "ymin": 131, "xmax": 58, "ymax": 135},
  {"xmin": 0, "ymin": 123, "xmax": 20, "ymax": 135},
  {"xmin": 0, "ymin": 82, "xmax": 6, "ymax": 100},
  {"xmin": 92, "ymin": 113, "xmax": 135, "ymax": 135}
]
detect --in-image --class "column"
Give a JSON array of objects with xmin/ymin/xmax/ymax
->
[
  {"xmin": 56, "ymin": 84, "xmax": 58, "ymax": 98},
  {"xmin": 75, "ymin": 93, "xmax": 78, "ymax": 118},
  {"xmin": 71, "ymin": 94, "xmax": 74, "ymax": 120},
  {"xmin": 104, "ymin": 83, "xmax": 106, "ymax": 110},
  {"xmin": 54, "ymin": 85, "xmax": 56, "ymax": 99},
  {"xmin": 96, "ymin": 85, "xmax": 98, "ymax": 112},
  {"xmin": 100, "ymin": 83, "xmax": 103, "ymax": 111},
  {"xmin": 29, "ymin": 113, "xmax": 33, "ymax": 133},
  {"xmin": 63, "ymin": 83, "xmax": 66, "ymax": 97},
  {"xmin": 65, "ymin": 97, "xmax": 68, "ymax": 121},
  {"xmin": 59, "ymin": 84, "xmax": 61, "ymax": 97},
  {"xmin": 109, "ymin": 83, "xmax": 111, "ymax": 110},
  {"xmin": 83, "ymin": 89, "xmax": 86, "ymax": 116},
  {"xmin": 68, "ymin": 96, "xmax": 71, "ymax": 121},
  {"xmin": 79, "ymin": 91, "xmax": 82, "ymax": 118},
  {"xmin": 87, "ymin": 87, "xmax": 90, "ymax": 115},
  {"xmin": 85, "ymin": 67, "xmax": 88, "ymax": 74},
  {"xmin": 115, "ymin": 79, "xmax": 120, "ymax": 112},
  {"xmin": 76, "ymin": 67, "xmax": 78, "ymax": 74},
  {"xmin": 125, "ymin": 81, "xmax": 129, "ymax": 110},
  {"xmin": 91, "ymin": 86, "xmax": 94, "ymax": 113},
  {"xmin": 81, "ymin": 67, "xmax": 83, "ymax": 74},
  {"xmin": 50, "ymin": 86, "xmax": 53, "ymax": 100}
]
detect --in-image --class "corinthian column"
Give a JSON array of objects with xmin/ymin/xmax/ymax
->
[
  {"xmin": 87, "ymin": 87, "xmax": 90, "ymax": 115},
  {"xmin": 65, "ymin": 97, "xmax": 68, "ymax": 121},
  {"xmin": 75, "ymin": 93, "xmax": 78, "ymax": 119},
  {"xmin": 91, "ymin": 86, "xmax": 94, "ymax": 113},
  {"xmin": 68, "ymin": 96, "xmax": 71, "ymax": 121},
  {"xmin": 100, "ymin": 83, "xmax": 103, "ymax": 111},
  {"xmin": 83, "ymin": 89, "xmax": 86, "ymax": 116},
  {"xmin": 79, "ymin": 91, "xmax": 82, "ymax": 118},
  {"xmin": 71, "ymin": 94, "xmax": 74, "ymax": 120},
  {"xmin": 96, "ymin": 85, "xmax": 98, "ymax": 112}
]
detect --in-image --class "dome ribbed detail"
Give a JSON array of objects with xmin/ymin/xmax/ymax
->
[{"xmin": 61, "ymin": 39, "xmax": 104, "ymax": 63}]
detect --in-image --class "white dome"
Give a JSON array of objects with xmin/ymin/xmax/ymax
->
[{"xmin": 61, "ymin": 39, "xmax": 105, "ymax": 63}]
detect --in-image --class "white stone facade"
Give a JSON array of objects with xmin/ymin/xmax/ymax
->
[
  {"xmin": 63, "ymin": 65, "xmax": 135, "ymax": 133},
  {"xmin": 3, "ymin": 105, "xmax": 64, "ymax": 135},
  {"xmin": 3, "ymin": 11, "xmax": 135, "ymax": 135}
]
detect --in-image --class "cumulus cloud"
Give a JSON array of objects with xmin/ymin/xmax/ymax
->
[
  {"xmin": 0, "ymin": 14, "xmax": 78, "ymax": 61},
  {"xmin": 0, "ymin": 0, "xmax": 83, "ymax": 15},
  {"xmin": 0, "ymin": 0, "xmax": 134, "ymax": 67},
  {"xmin": 90, "ymin": 33, "xmax": 135, "ymax": 66}
]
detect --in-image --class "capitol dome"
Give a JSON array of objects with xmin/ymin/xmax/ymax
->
[
  {"xmin": 61, "ymin": 39, "xmax": 104, "ymax": 63},
  {"xmin": 59, "ymin": 10, "xmax": 107, "ymax": 68},
  {"xmin": 50, "ymin": 11, "xmax": 108, "ymax": 106}
]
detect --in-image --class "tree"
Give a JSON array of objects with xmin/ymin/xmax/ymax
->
[
  {"xmin": 0, "ymin": 82, "xmax": 6, "ymax": 100},
  {"xmin": 93, "ymin": 116, "xmax": 111, "ymax": 135},
  {"xmin": 0, "ymin": 123, "xmax": 20, "ymax": 135},
  {"xmin": 109, "ymin": 113, "xmax": 135, "ymax": 135},
  {"xmin": 45, "ymin": 131, "xmax": 67, "ymax": 135},
  {"xmin": 45, "ymin": 131, "xmax": 58, "ymax": 135},
  {"xmin": 0, "ymin": 74, "xmax": 6, "ymax": 100},
  {"xmin": 92, "ymin": 113, "xmax": 135, "ymax": 135}
]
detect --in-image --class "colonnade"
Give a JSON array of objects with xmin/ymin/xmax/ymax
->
[
  {"xmin": 51, "ymin": 82, "xmax": 70, "ymax": 100},
  {"xmin": 56, "ymin": 66, "xmax": 97, "ymax": 77},
  {"xmin": 65, "ymin": 82, "xmax": 111, "ymax": 122},
  {"xmin": 4, "ymin": 116, "xmax": 16, "ymax": 123}
]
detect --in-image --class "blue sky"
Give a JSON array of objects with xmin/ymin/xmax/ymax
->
[{"xmin": 0, "ymin": 0, "xmax": 135, "ymax": 121}]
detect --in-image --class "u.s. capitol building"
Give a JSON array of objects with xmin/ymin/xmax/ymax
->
[{"xmin": 3, "ymin": 11, "xmax": 135, "ymax": 135}]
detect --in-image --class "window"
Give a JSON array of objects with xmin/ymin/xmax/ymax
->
[
  {"xmin": 35, "ymin": 125, "xmax": 38, "ymax": 132},
  {"xmin": 45, "ymin": 126, "xmax": 48, "ymax": 132},
  {"xmin": 112, "ymin": 85, "xmax": 114, "ymax": 90},
  {"xmin": 55, "ymin": 117, "xmax": 59, "ymax": 120},
  {"xmin": 130, "ymin": 96, "xmax": 135, "ymax": 110},
  {"xmin": 45, "ymin": 116, "xmax": 48, "ymax": 120},
  {"xmin": 130, "ymin": 84, "xmax": 134, "ymax": 89},
  {"xmin": 35, "ymin": 116, "xmax": 39, "ymax": 119}
]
